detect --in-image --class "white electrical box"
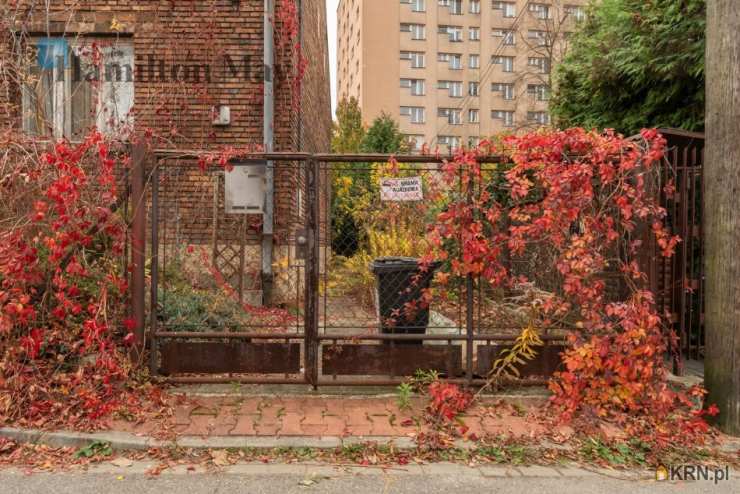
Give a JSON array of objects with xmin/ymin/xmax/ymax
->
[
  {"xmin": 224, "ymin": 163, "xmax": 266, "ymax": 214},
  {"xmin": 212, "ymin": 105, "xmax": 231, "ymax": 126}
]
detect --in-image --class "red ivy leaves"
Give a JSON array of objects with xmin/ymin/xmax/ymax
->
[{"xmin": 426, "ymin": 128, "xmax": 713, "ymax": 443}]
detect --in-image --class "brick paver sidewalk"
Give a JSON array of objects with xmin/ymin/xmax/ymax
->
[{"xmin": 107, "ymin": 395, "xmax": 555, "ymax": 439}]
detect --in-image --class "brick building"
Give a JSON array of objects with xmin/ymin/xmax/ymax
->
[{"xmin": 1, "ymin": 1, "xmax": 332, "ymax": 305}]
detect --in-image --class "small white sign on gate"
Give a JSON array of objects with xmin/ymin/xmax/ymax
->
[{"xmin": 380, "ymin": 176, "xmax": 423, "ymax": 202}]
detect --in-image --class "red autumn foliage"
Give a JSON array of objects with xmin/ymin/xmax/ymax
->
[
  {"xmin": 0, "ymin": 131, "xmax": 147, "ymax": 428},
  {"xmin": 423, "ymin": 128, "xmax": 714, "ymax": 443}
]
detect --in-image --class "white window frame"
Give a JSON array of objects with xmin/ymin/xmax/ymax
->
[
  {"xmin": 528, "ymin": 3, "xmax": 551, "ymax": 19},
  {"xmin": 492, "ymin": 1, "xmax": 516, "ymax": 18},
  {"xmin": 527, "ymin": 83, "xmax": 549, "ymax": 101},
  {"xmin": 22, "ymin": 37, "xmax": 134, "ymax": 138},
  {"xmin": 492, "ymin": 55, "xmax": 514, "ymax": 72},
  {"xmin": 402, "ymin": 23, "xmax": 426, "ymax": 40},
  {"xmin": 470, "ymin": 0, "xmax": 481, "ymax": 14},
  {"xmin": 468, "ymin": 109, "xmax": 479, "ymax": 123},
  {"xmin": 469, "ymin": 54, "xmax": 480, "ymax": 68},
  {"xmin": 401, "ymin": 106, "xmax": 426, "ymax": 124},
  {"xmin": 401, "ymin": 0, "xmax": 426, "ymax": 12},
  {"xmin": 493, "ymin": 29, "xmax": 516, "ymax": 45},
  {"xmin": 527, "ymin": 111, "xmax": 550, "ymax": 125},
  {"xmin": 491, "ymin": 110, "xmax": 515, "ymax": 127},
  {"xmin": 469, "ymin": 27, "xmax": 480, "ymax": 41},
  {"xmin": 468, "ymin": 81, "xmax": 479, "ymax": 96}
]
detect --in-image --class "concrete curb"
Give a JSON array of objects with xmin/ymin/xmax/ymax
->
[{"xmin": 0, "ymin": 426, "xmax": 424, "ymax": 452}]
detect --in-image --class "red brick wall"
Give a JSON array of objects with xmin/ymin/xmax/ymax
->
[{"xmin": 2, "ymin": 0, "xmax": 331, "ymax": 238}]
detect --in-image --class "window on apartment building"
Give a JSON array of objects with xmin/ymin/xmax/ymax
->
[
  {"xmin": 492, "ymin": 1, "xmax": 516, "ymax": 18},
  {"xmin": 527, "ymin": 56, "xmax": 551, "ymax": 74},
  {"xmin": 469, "ymin": 27, "xmax": 480, "ymax": 41},
  {"xmin": 401, "ymin": 23, "xmax": 426, "ymax": 40},
  {"xmin": 438, "ymin": 0, "xmax": 463, "ymax": 15},
  {"xmin": 528, "ymin": 3, "xmax": 551, "ymax": 19},
  {"xmin": 470, "ymin": 0, "xmax": 481, "ymax": 14},
  {"xmin": 438, "ymin": 80, "xmax": 463, "ymax": 97},
  {"xmin": 401, "ymin": 78, "xmax": 426, "ymax": 95},
  {"xmin": 469, "ymin": 54, "xmax": 480, "ymax": 68},
  {"xmin": 468, "ymin": 136, "xmax": 480, "ymax": 147},
  {"xmin": 401, "ymin": 106, "xmax": 426, "ymax": 123},
  {"xmin": 527, "ymin": 111, "xmax": 550, "ymax": 125},
  {"xmin": 22, "ymin": 38, "xmax": 134, "ymax": 138},
  {"xmin": 565, "ymin": 5, "xmax": 586, "ymax": 21},
  {"xmin": 406, "ymin": 134, "xmax": 425, "ymax": 151},
  {"xmin": 468, "ymin": 109, "xmax": 480, "ymax": 123},
  {"xmin": 492, "ymin": 29, "xmax": 516, "ymax": 45},
  {"xmin": 527, "ymin": 83, "xmax": 549, "ymax": 101},
  {"xmin": 468, "ymin": 81, "xmax": 479, "ymax": 96},
  {"xmin": 491, "ymin": 110, "xmax": 515, "ymax": 127},
  {"xmin": 491, "ymin": 82, "xmax": 515, "ymax": 100},
  {"xmin": 438, "ymin": 52, "xmax": 463, "ymax": 69},
  {"xmin": 491, "ymin": 55, "xmax": 514, "ymax": 72},
  {"xmin": 438, "ymin": 135, "xmax": 461, "ymax": 149},
  {"xmin": 401, "ymin": 0, "xmax": 426, "ymax": 12},
  {"xmin": 527, "ymin": 30, "xmax": 550, "ymax": 47},
  {"xmin": 401, "ymin": 51, "xmax": 426, "ymax": 68},
  {"xmin": 438, "ymin": 108, "xmax": 463, "ymax": 124},
  {"xmin": 438, "ymin": 25, "xmax": 463, "ymax": 42}
]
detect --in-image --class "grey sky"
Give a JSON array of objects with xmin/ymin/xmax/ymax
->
[{"xmin": 327, "ymin": 0, "xmax": 339, "ymax": 116}]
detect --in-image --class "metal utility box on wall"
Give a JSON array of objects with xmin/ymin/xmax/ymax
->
[{"xmin": 224, "ymin": 162, "xmax": 266, "ymax": 214}]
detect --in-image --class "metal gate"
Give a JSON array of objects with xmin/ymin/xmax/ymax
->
[{"xmin": 143, "ymin": 152, "xmax": 567, "ymax": 386}]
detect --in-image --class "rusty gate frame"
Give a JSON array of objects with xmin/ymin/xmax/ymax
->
[{"xmin": 134, "ymin": 151, "xmax": 571, "ymax": 387}]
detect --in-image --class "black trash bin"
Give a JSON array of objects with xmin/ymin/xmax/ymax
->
[{"xmin": 370, "ymin": 257, "xmax": 441, "ymax": 344}]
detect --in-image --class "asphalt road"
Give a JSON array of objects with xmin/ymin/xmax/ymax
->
[{"xmin": 1, "ymin": 462, "xmax": 738, "ymax": 494}]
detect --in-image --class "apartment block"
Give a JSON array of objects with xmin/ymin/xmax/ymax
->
[{"xmin": 337, "ymin": 0, "xmax": 587, "ymax": 151}]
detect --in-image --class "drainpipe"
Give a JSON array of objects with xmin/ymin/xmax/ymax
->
[{"xmin": 262, "ymin": 0, "xmax": 275, "ymax": 305}]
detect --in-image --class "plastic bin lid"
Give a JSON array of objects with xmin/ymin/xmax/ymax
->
[{"xmin": 369, "ymin": 257, "xmax": 419, "ymax": 273}]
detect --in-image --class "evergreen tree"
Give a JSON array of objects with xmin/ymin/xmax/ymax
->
[{"xmin": 551, "ymin": 0, "xmax": 705, "ymax": 134}]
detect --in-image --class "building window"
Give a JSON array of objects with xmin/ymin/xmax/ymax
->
[
  {"xmin": 468, "ymin": 109, "xmax": 479, "ymax": 123},
  {"xmin": 491, "ymin": 82, "xmax": 515, "ymax": 100},
  {"xmin": 401, "ymin": 23, "xmax": 426, "ymax": 40},
  {"xmin": 438, "ymin": 52, "xmax": 463, "ymax": 70},
  {"xmin": 22, "ymin": 38, "xmax": 134, "ymax": 138},
  {"xmin": 469, "ymin": 54, "xmax": 480, "ymax": 68},
  {"xmin": 406, "ymin": 134, "xmax": 425, "ymax": 151},
  {"xmin": 492, "ymin": 1, "xmax": 516, "ymax": 18},
  {"xmin": 401, "ymin": 51, "xmax": 426, "ymax": 68},
  {"xmin": 470, "ymin": 0, "xmax": 481, "ymax": 14},
  {"xmin": 401, "ymin": 78, "xmax": 426, "ymax": 95},
  {"xmin": 468, "ymin": 81, "xmax": 479, "ymax": 96},
  {"xmin": 438, "ymin": 80, "xmax": 463, "ymax": 97},
  {"xmin": 491, "ymin": 110, "xmax": 515, "ymax": 127},
  {"xmin": 527, "ymin": 111, "xmax": 550, "ymax": 125},
  {"xmin": 438, "ymin": 135, "xmax": 461, "ymax": 149},
  {"xmin": 469, "ymin": 27, "xmax": 480, "ymax": 41},
  {"xmin": 400, "ymin": 106, "xmax": 426, "ymax": 123},
  {"xmin": 492, "ymin": 29, "xmax": 516, "ymax": 45},
  {"xmin": 565, "ymin": 5, "xmax": 586, "ymax": 21},
  {"xmin": 468, "ymin": 136, "xmax": 480, "ymax": 147},
  {"xmin": 528, "ymin": 3, "xmax": 551, "ymax": 19},
  {"xmin": 401, "ymin": 0, "xmax": 426, "ymax": 12},
  {"xmin": 491, "ymin": 55, "xmax": 514, "ymax": 72},
  {"xmin": 527, "ymin": 56, "xmax": 550, "ymax": 74},
  {"xmin": 438, "ymin": 0, "xmax": 463, "ymax": 15},
  {"xmin": 527, "ymin": 30, "xmax": 550, "ymax": 47},
  {"xmin": 438, "ymin": 108, "xmax": 462, "ymax": 125},
  {"xmin": 527, "ymin": 83, "xmax": 549, "ymax": 101},
  {"xmin": 439, "ymin": 25, "xmax": 463, "ymax": 42}
]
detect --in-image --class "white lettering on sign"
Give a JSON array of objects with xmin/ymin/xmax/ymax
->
[{"xmin": 380, "ymin": 176, "xmax": 423, "ymax": 201}]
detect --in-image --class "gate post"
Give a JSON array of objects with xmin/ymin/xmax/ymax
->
[
  {"xmin": 304, "ymin": 158, "xmax": 320, "ymax": 387},
  {"xmin": 130, "ymin": 140, "xmax": 147, "ymax": 365}
]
